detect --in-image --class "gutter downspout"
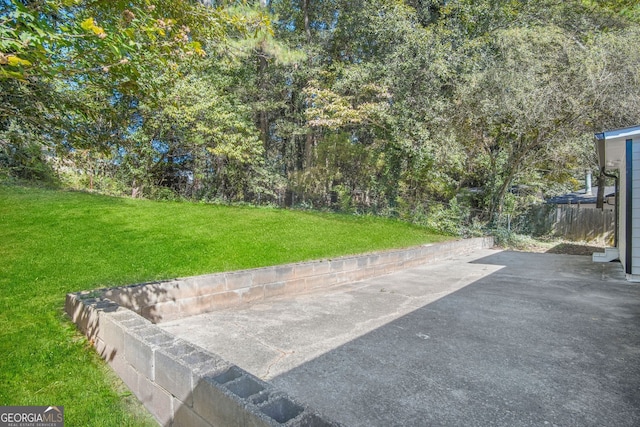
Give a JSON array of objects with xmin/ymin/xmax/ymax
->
[
  {"xmin": 625, "ymin": 139, "xmax": 633, "ymax": 275},
  {"xmin": 601, "ymin": 167, "xmax": 619, "ymax": 248}
]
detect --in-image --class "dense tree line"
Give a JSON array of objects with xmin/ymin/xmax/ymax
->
[{"xmin": 2, "ymin": 0, "xmax": 640, "ymax": 233}]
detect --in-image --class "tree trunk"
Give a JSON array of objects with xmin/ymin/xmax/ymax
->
[
  {"xmin": 257, "ymin": 0, "xmax": 269, "ymax": 149},
  {"xmin": 302, "ymin": 0, "xmax": 311, "ymax": 43},
  {"xmin": 489, "ymin": 166, "xmax": 517, "ymax": 226},
  {"xmin": 301, "ymin": 0, "xmax": 314, "ymax": 168}
]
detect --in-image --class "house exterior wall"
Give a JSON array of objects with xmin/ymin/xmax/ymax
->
[
  {"xmin": 596, "ymin": 125, "xmax": 640, "ymax": 282},
  {"xmin": 632, "ymin": 140, "xmax": 640, "ymax": 276},
  {"xmin": 619, "ymin": 151, "xmax": 628, "ymax": 274},
  {"xmin": 611, "ymin": 138, "xmax": 640, "ymax": 279}
]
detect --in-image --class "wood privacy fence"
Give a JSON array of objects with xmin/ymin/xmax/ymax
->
[{"xmin": 522, "ymin": 204, "xmax": 615, "ymax": 244}]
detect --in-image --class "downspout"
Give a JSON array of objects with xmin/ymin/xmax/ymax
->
[
  {"xmin": 625, "ymin": 139, "xmax": 633, "ymax": 275},
  {"xmin": 601, "ymin": 167, "xmax": 619, "ymax": 248}
]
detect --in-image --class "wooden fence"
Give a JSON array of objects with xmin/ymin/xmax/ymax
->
[{"xmin": 521, "ymin": 204, "xmax": 615, "ymax": 244}]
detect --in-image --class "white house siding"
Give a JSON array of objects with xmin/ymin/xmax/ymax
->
[
  {"xmin": 632, "ymin": 140, "xmax": 640, "ymax": 276},
  {"xmin": 620, "ymin": 154, "xmax": 628, "ymax": 274},
  {"xmin": 596, "ymin": 125, "xmax": 640, "ymax": 281}
]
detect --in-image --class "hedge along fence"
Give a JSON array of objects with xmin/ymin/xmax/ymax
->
[{"xmin": 66, "ymin": 237, "xmax": 493, "ymax": 426}]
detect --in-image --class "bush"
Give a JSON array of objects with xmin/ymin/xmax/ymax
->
[
  {"xmin": 410, "ymin": 198, "xmax": 471, "ymax": 236},
  {"xmin": 0, "ymin": 139, "xmax": 57, "ymax": 184},
  {"xmin": 492, "ymin": 227, "xmax": 538, "ymax": 250},
  {"xmin": 147, "ymin": 186, "xmax": 180, "ymax": 201}
]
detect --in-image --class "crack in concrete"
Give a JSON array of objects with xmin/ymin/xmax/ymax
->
[
  {"xmin": 263, "ymin": 348, "xmax": 295, "ymax": 379},
  {"xmin": 231, "ymin": 320, "xmax": 294, "ymax": 379}
]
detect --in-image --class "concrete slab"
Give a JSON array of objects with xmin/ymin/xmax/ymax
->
[{"xmin": 160, "ymin": 249, "xmax": 640, "ymax": 426}]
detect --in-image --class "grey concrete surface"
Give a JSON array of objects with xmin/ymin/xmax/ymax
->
[{"xmin": 160, "ymin": 249, "xmax": 640, "ymax": 426}]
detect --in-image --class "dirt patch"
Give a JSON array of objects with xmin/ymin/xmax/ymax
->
[
  {"xmin": 544, "ymin": 243, "xmax": 606, "ymax": 256},
  {"xmin": 498, "ymin": 239, "xmax": 607, "ymax": 256}
]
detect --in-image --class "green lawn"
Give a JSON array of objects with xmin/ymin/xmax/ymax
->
[{"xmin": 0, "ymin": 184, "xmax": 449, "ymax": 425}]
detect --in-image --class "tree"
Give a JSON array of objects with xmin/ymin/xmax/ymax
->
[
  {"xmin": 3, "ymin": 0, "xmax": 640, "ymax": 235},
  {"xmin": 124, "ymin": 66, "xmax": 264, "ymax": 200},
  {"xmin": 0, "ymin": 0, "xmax": 270, "ymax": 192}
]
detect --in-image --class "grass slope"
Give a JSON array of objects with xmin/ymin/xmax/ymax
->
[{"xmin": 0, "ymin": 185, "xmax": 448, "ymax": 425}]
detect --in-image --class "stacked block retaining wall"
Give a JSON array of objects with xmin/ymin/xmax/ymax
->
[
  {"xmin": 66, "ymin": 237, "xmax": 493, "ymax": 426},
  {"xmin": 65, "ymin": 294, "xmax": 341, "ymax": 427},
  {"xmin": 102, "ymin": 237, "xmax": 494, "ymax": 324}
]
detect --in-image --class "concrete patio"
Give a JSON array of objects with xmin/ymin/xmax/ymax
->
[{"xmin": 160, "ymin": 249, "xmax": 640, "ymax": 426}]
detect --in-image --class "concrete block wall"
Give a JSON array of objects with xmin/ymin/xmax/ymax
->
[
  {"xmin": 102, "ymin": 237, "xmax": 494, "ymax": 323},
  {"xmin": 66, "ymin": 237, "xmax": 493, "ymax": 426},
  {"xmin": 65, "ymin": 294, "xmax": 341, "ymax": 427}
]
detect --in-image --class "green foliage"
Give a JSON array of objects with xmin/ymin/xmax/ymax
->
[
  {"xmin": 0, "ymin": 0, "xmax": 262, "ymax": 83},
  {"xmin": 583, "ymin": 0, "xmax": 640, "ymax": 22},
  {"xmin": 0, "ymin": 121, "xmax": 57, "ymax": 183},
  {"xmin": 0, "ymin": 0, "xmax": 276, "ymax": 198},
  {"xmin": 409, "ymin": 198, "xmax": 472, "ymax": 236},
  {"xmin": 492, "ymin": 227, "xmax": 539, "ymax": 250},
  {"xmin": 118, "ymin": 66, "xmax": 264, "ymax": 200},
  {"xmin": 4, "ymin": 0, "xmax": 640, "ymax": 228}
]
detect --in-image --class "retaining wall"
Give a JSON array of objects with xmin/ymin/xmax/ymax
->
[
  {"xmin": 66, "ymin": 237, "xmax": 493, "ymax": 426},
  {"xmin": 65, "ymin": 294, "xmax": 340, "ymax": 427},
  {"xmin": 102, "ymin": 237, "xmax": 494, "ymax": 324}
]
